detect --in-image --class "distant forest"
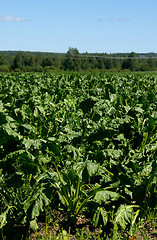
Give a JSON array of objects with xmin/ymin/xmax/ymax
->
[{"xmin": 0, "ymin": 48, "xmax": 157, "ymax": 72}]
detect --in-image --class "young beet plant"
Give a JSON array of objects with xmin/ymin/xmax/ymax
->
[
  {"xmin": 50, "ymin": 159, "xmax": 140, "ymax": 231},
  {"xmin": 51, "ymin": 161, "xmax": 97, "ymax": 225}
]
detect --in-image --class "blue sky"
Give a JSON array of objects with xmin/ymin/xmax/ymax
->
[{"xmin": 0, "ymin": 0, "xmax": 157, "ymax": 53}]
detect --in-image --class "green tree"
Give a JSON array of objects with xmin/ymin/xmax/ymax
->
[
  {"xmin": 0, "ymin": 55, "xmax": 7, "ymax": 65},
  {"xmin": 147, "ymin": 57, "xmax": 157, "ymax": 70},
  {"xmin": 0, "ymin": 65, "xmax": 10, "ymax": 72},
  {"xmin": 122, "ymin": 52, "xmax": 139, "ymax": 71},
  {"xmin": 104, "ymin": 58, "xmax": 114, "ymax": 69},
  {"xmin": 42, "ymin": 57, "xmax": 54, "ymax": 67},
  {"xmin": 35, "ymin": 53, "xmax": 44, "ymax": 66},
  {"xmin": 12, "ymin": 52, "xmax": 23, "ymax": 70},
  {"xmin": 97, "ymin": 58, "xmax": 104, "ymax": 70},
  {"xmin": 81, "ymin": 52, "xmax": 90, "ymax": 70},
  {"xmin": 64, "ymin": 47, "xmax": 81, "ymax": 71}
]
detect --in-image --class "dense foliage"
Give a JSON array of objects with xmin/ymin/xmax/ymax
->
[
  {"xmin": 1, "ymin": 49, "xmax": 157, "ymax": 72},
  {"xmin": 0, "ymin": 72, "xmax": 156, "ymax": 239}
]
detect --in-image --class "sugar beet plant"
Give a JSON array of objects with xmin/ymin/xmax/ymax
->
[{"xmin": 0, "ymin": 72, "xmax": 156, "ymax": 238}]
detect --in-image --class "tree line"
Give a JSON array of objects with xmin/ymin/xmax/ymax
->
[{"xmin": 0, "ymin": 48, "xmax": 157, "ymax": 72}]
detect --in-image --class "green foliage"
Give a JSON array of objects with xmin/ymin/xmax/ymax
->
[
  {"xmin": 0, "ymin": 65, "xmax": 10, "ymax": 72},
  {"xmin": 114, "ymin": 205, "xmax": 139, "ymax": 229},
  {"xmin": 0, "ymin": 72, "xmax": 156, "ymax": 239},
  {"xmin": 1, "ymin": 50, "xmax": 157, "ymax": 72}
]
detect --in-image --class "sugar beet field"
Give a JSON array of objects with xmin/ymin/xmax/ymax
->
[{"xmin": 0, "ymin": 72, "xmax": 157, "ymax": 239}]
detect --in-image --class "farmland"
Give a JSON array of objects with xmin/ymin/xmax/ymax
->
[{"xmin": 0, "ymin": 72, "xmax": 157, "ymax": 239}]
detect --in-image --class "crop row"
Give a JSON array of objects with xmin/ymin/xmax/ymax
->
[{"xmin": 0, "ymin": 72, "xmax": 156, "ymax": 239}]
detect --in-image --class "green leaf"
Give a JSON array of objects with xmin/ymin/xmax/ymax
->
[
  {"xmin": 114, "ymin": 204, "xmax": 139, "ymax": 229},
  {"xmin": 94, "ymin": 190, "xmax": 119, "ymax": 203},
  {"xmin": 100, "ymin": 207, "xmax": 108, "ymax": 226},
  {"xmin": 34, "ymin": 107, "xmax": 39, "ymax": 117},
  {"xmin": 0, "ymin": 209, "xmax": 8, "ymax": 229},
  {"xmin": 92, "ymin": 207, "xmax": 108, "ymax": 227},
  {"xmin": 135, "ymin": 106, "xmax": 144, "ymax": 114},
  {"xmin": 92, "ymin": 207, "xmax": 100, "ymax": 227},
  {"xmin": 106, "ymin": 148, "xmax": 122, "ymax": 159},
  {"xmin": 86, "ymin": 161, "xmax": 98, "ymax": 177},
  {"xmin": 0, "ymin": 206, "xmax": 14, "ymax": 229},
  {"xmin": 30, "ymin": 219, "xmax": 38, "ymax": 231},
  {"xmin": 73, "ymin": 162, "xmax": 86, "ymax": 179},
  {"xmin": 31, "ymin": 197, "xmax": 43, "ymax": 219}
]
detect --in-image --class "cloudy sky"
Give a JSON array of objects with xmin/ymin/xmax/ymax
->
[{"xmin": 0, "ymin": 0, "xmax": 157, "ymax": 53}]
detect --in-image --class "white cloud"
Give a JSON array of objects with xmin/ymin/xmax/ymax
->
[
  {"xmin": 116, "ymin": 18, "xmax": 130, "ymax": 22},
  {"xmin": 98, "ymin": 17, "xmax": 130, "ymax": 23},
  {"xmin": 0, "ymin": 16, "xmax": 26, "ymax": 22},
  {"xmin": 98, "ymin": 17, "xmax": 113, "ymax": 23}
]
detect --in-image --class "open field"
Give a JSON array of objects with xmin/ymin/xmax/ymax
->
[{"xmin": 0, "ymin": 72, "xmax": 156, "ymax": 239}]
